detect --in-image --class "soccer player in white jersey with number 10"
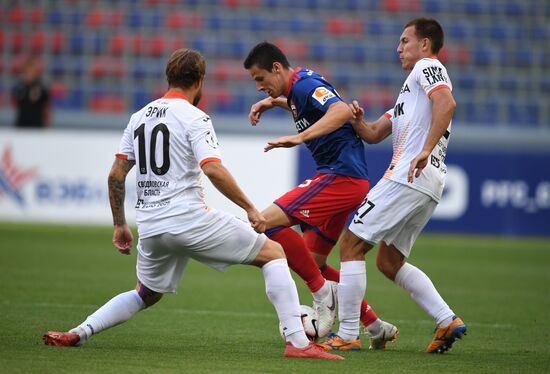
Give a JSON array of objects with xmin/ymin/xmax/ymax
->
[
  {"xmin": 321, "ymin": 18, "xmax": 467, "ymax": 354},
  {"xmin": 42, "ymin": 49, "xmax": 342, "ymax": 361}
]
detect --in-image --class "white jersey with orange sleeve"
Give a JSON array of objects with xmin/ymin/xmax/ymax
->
[
  {"xmin": 382, "ymin": 57, "xmax": 453, "ymax": 202},
  {"xmin": 116, "ymin": 92, "xmax": 222, "ymax": 238}
]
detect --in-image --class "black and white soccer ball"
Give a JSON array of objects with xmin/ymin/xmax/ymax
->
[{"xmin": 279, "ymin": 305, "xmax": 321, "ymax": 342}]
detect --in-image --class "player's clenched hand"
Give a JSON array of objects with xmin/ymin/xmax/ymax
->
[
  {"xmin": 249, "ymin": 98, "xmax": 274, "ymax": 126},
  {"xmin": 264, "ymin": 134, "xmax": 303, "ymax": 152},
  {"xmin": 348, "ymin": 100, "xmax": 364, "ymax": 126},
  {"xmin": 408, "ymin": 150, "xmax": 431, "ymax": 183},
  {"xmin": 247, "ymin": 209, "xmax": 267, "ymax": 233},
  {"xmin": 112, "ymin": 224, "xmax": 133, "ymax": 255}
]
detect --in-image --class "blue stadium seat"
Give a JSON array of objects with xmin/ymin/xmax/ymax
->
[
  {"xmin": 133, "ymin": 89, "xmax": 153, "ymax": 110},
  {"xmin": 50, "ymin": 58, "xmax": 68, "ymax": 77},
  {"xmin": 367, "ymin": 19, "xmax": 385, "ymax": 35},
  {"xmin": 505, "ymin": 1, "xmax": 527, "ymax": 16},
  {"xmin": 47, "ymin": 9, "xmax": 64, "ymax": 25},
  {"xmin": 499, "ymin": 76, "xmax": 519, "ymax": 91},
  {"xmin": 515, "ymin": 48, "xmax": 533, "ymax": 67},
  {"xmin": 507, "ymin": 100, "xmax": 538, "ymax": 126},
  {"xmin": 67, "ymin": 9, "xmax": 84, "ymax": 26},
  {"xmin": 456, "ymin": 72, "xmax": 476, "ymax": 90},
  {"xmin": 530, "ymin": 24, "xmax": 549, "ymax": 40},
  {"xmin": 309, "ymin": 42, "xmax": 328, "ymax": 61},
  {"xmin": 423, "ymin": 0, "xmax": 443, "ymax": 13},
  {"xmin": 463, "ymin": 0, "xmax": 484, "ymax": 14},
  {"xmin": 69, "ymin": 33, "xmax": 85, "ymax": 55},
  {"xmin": 448, "ymin": 23, "xmax": 468, "ymax": 40},
  {"xmin": 472, "ymin": 46, "xmax": 493, "ymax": 65},
  {"xmin": 489, "ymin": 25, "xmax": 509, "ymax": 41},
  {"xmin": 127, "ymin": 11, "xmax": 144, "ymax": 28}
]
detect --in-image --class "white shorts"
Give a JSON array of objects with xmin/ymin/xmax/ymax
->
[
  {"xmin": 136, "ymin": 208, "xmax": 266, "ymax": 293},
  {"xmin": 348, "ymin": 179, "xmax": 437, "ymax": 257}
]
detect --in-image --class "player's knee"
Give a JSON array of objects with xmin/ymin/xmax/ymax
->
[
  {"xmin": 136, "ymin": 282, "xmax": 163, "ymax": 308},
  {"xmin": 311, "ymin": 252, "xmax": 327, "ymax": 267},
  {"xmin": 376, "ymin": 255, "xmax": 401, "ymax": 280},
  {"xmin": 339, "ymin": 230, "xmax": 369, "ymax": 261},
  {"xmin": 252, "ymin": 239, "xmax": 285, "ymax": 266},
  {"xmin": 376, "ymin": 244, "xmax": 405, "ymax": 280}
]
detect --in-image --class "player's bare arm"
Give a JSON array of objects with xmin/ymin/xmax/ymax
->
[
  {"xmin": 349, "ymin": 100, "xmax": 392, "ymax": 144},
  {"xmin": 108, "ymin": 157, "xmax": 135, "ymax": 254},
  {"xmin": 249, "ymin": 97, "xmax": 290, "ymax": 126},
  {"xmin": 264, "ymin": 101, "xmax": 352, "ymax": 152},
  {"xmin": 408, "ymin": 87, "xmax": 456, "ymax": 182},
  {"xmin": 201, "ymin": 160, "xmax": 267, "ymax": 233}
]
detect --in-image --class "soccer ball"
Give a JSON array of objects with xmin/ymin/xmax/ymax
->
[{"xmin": 279, "ymin": 305, "xmax": 322, "ymax": 342}]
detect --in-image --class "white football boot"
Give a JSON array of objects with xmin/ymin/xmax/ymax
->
[{"xmin": 311, "ymin": 280, "xmax": 337, "ymax": 338}]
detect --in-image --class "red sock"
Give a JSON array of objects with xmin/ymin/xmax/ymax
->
[
  {"xmin": 320, "ymin": 264, "xmax": 379, "ymax": 327},
  {"xmin": 268, "ymin": 228, "xmax": 325, "ymax": 293}
]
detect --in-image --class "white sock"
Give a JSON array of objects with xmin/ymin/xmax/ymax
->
[
  {"xmin": 311, "ymin": 280, "xmax": 330, "ymax": 303},
  {"xmin": 262, "ymin": 258, "xmax": 309, "ymax": 348},
  {"xmin": 73, "ymin": 290, "xmax": 146, "ymax": 341},
  {"xmin": 337, "ymin": 261, "xmax": 366, "ymax": 341},
  {"xmin": 394, "ymin": 263, "xmax": 454, "ymax": 326}
]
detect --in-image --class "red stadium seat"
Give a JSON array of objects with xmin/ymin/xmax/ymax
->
[
  {"xmin": 8, "ymin": 6, "xmax": 25, "ymax": 24},
  {"xmin": 110, "ymin": 10, "xmax": 123, "ymax": 27},
  {"xmin": 90, "ymin": 96, "xmax": 126, "ymax": 112},
  {"xmin": 456, "ymin": 44, "xmax": 471, "ymax": 65},
  {"xmin": 212, "ymin": 63, "xmax": 230, "ymax": 82},
  {"xmin": 51, "ymin": 31, "xmax": 65, "ymax": 54},
  {"xmin": 438, "ymin": 47, "xmax": 449, "ymax": 64},
  {"xmin": 50, "ymin": 82, "xmax": 67, "ymax": 101},
  {"xmin": 31, "ymin": 31, "xmax": 46, "ymax": 54},
  {"xmin": 90, "ymin": 58, "xmax": 108, "ymax": 78},
  {"xmin": 169, "ymin": 36, "xmax": 187, "ymax": 51},
  {"xmin": 326, "ymin": 18, "xmax": 345, "ymax": 35},
  {"xmin": 10, "ymin": 31, "xmax": 24, "ymax": 53},
  {"xmin": 9, "ymin": 56, "xmax": 26, "ymax": 74},
  {"xmin": 86, "ymin": 9, "xmax": 106, "ymax": 27},
  {"xmin": 109, "ymin": 34, "xmax": 127, "ymax": 55},
  {"xmin": 222, "ymin": 0, "xmax": 240, "ymax": 8},
  {"xmin": 112, "ymin": 61, "xmax": 126, "ymax": 79},
  {"xmin": 149, "ymin": 35, "xmax": 166, "ymax": 56},
  {"xmin": 29, "ymin": 7, "xmax": 44, "ymax": 23},
  {"xmin": 165, "ymin": 12, "xmax": 186, "ymax": 28},
  {"xmin": 131, "ymin": 35, "xmax": 145, "ymax": 56},
  {"xmin": 165, "ymin": 12, "xmax": 203, "ymax": 29}
]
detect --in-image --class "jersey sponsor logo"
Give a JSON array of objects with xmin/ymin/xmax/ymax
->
[
  {"xmin": 135, "ymin": 197, "xmax": 171, "ymax": 209},
  {"xmin": 145, "ymin": 106, "xmax": 168, "ymax": 118},
  {"xmin": 205, "ymin": 130, "xmax": 219, "ymax": 148},
  {"xmin": 312, "ymin": 86, "xmax": 335, "ymax": 105},
  {"xmin": 422, "ymin": 66, "xmax": 448, "ymax": 85},
  {"xmin": 0, "ymin": 144, "xmax": 38, "ymax": 207}
]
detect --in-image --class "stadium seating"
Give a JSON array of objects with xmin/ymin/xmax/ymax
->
[{"xmin": 0, "ymin": 0, "xmax": 548, "ymax": 128}]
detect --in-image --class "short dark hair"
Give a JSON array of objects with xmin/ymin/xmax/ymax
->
[
  {"xmin": 243, "ymin": 41, "xmax": 290, "ymax": 71},
  {"xmin": 165, "ymin": 48, "xmax": 206, "ymax": 89},
  {"xmin": 405, "ymin": 17, "xmax": 444, "ymax": 54}
]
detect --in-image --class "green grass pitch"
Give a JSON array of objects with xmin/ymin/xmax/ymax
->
[{"xmin": 0, "ymin": 222, "xmax": 549, "ymax": 373}]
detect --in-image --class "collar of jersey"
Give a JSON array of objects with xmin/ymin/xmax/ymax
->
[
  {"xmin": 284, "ymin": 66, "xmax": 303, "ymax": 97},
  {"xmin": 163, "ymin": 91, "xmax": 189, "ymax": 101}
]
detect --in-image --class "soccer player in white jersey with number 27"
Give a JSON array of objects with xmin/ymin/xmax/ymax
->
[
  {"xmin": 321, "ymin": 17, "xmax": 467, "ymax": 354},
  {"xmin": 42, "ymin": 49, "xmax": 342, "ymax": 361}
]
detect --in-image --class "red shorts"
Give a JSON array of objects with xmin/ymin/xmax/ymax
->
[{"xmin": 274, "ymin": 173, "xmax": 370, "ymax": 246}]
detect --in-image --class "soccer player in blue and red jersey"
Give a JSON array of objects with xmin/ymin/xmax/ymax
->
[{"xmin": 243, "ymin": 42, "xmax": 398, "ymax": 349}]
